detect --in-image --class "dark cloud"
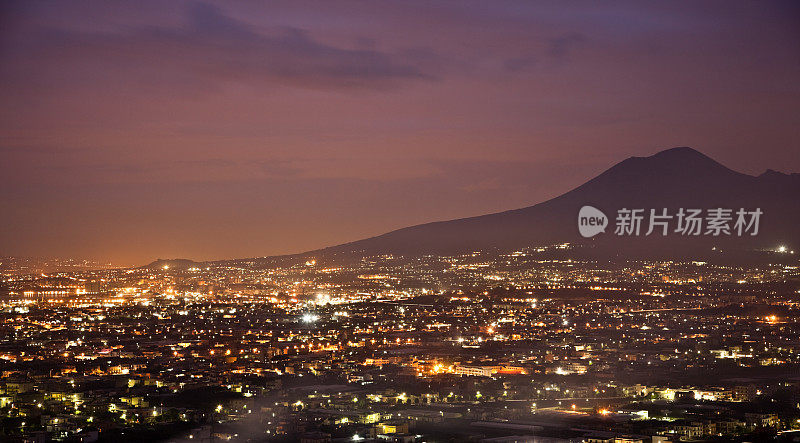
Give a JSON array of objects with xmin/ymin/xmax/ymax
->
[
  {"xmin": 547, "ymin": 32, "xmax": 586, "ymax": 59},
  {"xmin": 504, "ymin": 32, "xmax": 586, "ymax": 72},
  {"xmin": 4, "ymin": 2, "xmax": 436, "ymax": 92}
]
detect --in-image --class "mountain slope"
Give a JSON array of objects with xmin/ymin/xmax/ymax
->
[{"xmin": 312, "ymin": 147, "xmax": 800, "ymax": 259}]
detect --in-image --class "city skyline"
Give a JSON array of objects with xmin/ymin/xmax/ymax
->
[{"xmin": 1, "ymin": 246, "xmax": 798, "ymax": 442}]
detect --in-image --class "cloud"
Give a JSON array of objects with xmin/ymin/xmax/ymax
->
[
  {"xmin": 428, "ymin": 157, "xmax": 603, "ymax": 201},
  {"xmin": 4, "ymin": 2, "xmax": 437, "ymax": 93},
  {"xmin": 504, "ymin": 32, "xmax": 587, "ymax": 72},
  {"xmin": 0, "ymin": 143, "xmax": 443, "ymax": 185},
  {"xmin": 547, "ymin": 32, "xmax": 586, "ymax": 59}
]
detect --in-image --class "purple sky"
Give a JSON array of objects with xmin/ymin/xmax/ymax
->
[{"xmin": 1, "ymin": 1, "xmax": 799, "ymax": 265}]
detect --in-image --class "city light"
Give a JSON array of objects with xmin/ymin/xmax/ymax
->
[
  {"xmin": 1, "ymin": 248, "xmax": 798, "ymax": 440},
  {"xmin": 301, "ymin": 313, "xmax": 319, "ymax": 323}
]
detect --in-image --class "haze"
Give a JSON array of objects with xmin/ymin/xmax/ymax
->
[{"xmin": 1, "ymin": 0, "xmax": 799, "ymax": 265}]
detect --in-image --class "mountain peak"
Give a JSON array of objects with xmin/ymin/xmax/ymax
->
[
  {"xmin": 758, "ymin": 168, "xmax": 800, "ymax": 186},
  {"xmin": 651, "ymin": 146, "xmax": 707, "ymax": 159},
  {"xmin": 301, "ymin": 146, "xmax": 798, "ymax": 262},
  {"xmin": 635, "ymin": 146, "xmax": 721, "ymax": 168},
  {"xmin": 760, "ymin": 168, "xmax": 791, "ymax": 178},
  {"xmin": 582, "ymin": 147, "xmax": 739, "ymax": 194}
]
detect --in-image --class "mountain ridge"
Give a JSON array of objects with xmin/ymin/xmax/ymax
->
[
  {"xmin": 201, "ymin": 147, "xmax": 798, "ymax": 267},
  {"xmin": 306, "ymin": 146, "xmax": 799, "ymax": 260}
]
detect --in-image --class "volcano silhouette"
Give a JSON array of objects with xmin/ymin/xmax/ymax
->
[{"xmin": 310, "ymin": 147, "xmax": 799, "ymax": 260}]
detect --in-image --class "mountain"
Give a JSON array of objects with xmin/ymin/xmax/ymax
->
[{"xmin": 311, "ymin": 147, "xmax": 800, "ymax": 261}]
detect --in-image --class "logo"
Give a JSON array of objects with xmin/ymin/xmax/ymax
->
[
  {"xmin": 577, "ymin": 206, "xmax": 762, "ymax": 238},
  {"xmin": 578, "ymin": 206, "xmax": 608, "ymax": 238}
]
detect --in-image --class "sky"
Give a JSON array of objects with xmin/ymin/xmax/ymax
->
[{"xmin": 1, "ymin": 0, "xmax": 799, "ymax": 266}]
